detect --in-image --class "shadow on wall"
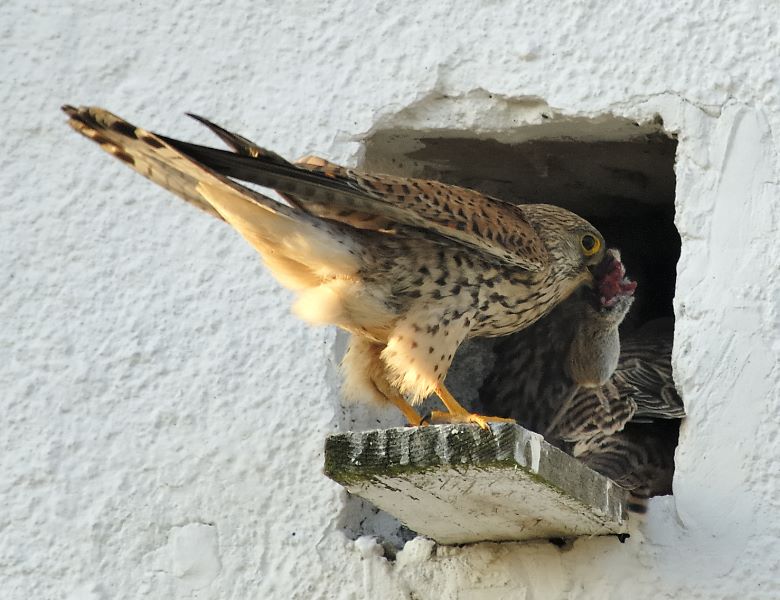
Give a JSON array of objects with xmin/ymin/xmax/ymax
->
[{"xmin": 337, "ymin": 115, "xmax": 681, "ymax": 552}]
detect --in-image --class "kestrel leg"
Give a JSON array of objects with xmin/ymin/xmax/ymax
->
[
  {"xmin": 370, "ymin": 371, "xmax": 427, "ymax": 427},
  {"xmin": 342, "ymin": 335, "xmax": 427, "ymax": 426},
  {"xmin": 382, "ymin": 388, "xmax": 428, "ymax": 427},
  {"xmin": 380, "ymin": 310, "xmax": 515, "ymax": 430},
  {"xmin": 429, "ymin": 383, "xmax": 515, "ymax": 430}
]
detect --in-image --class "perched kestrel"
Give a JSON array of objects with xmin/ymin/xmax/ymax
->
[{"xmin": 64, "ymin": 105, "xmax": 625, "ymax": 428}]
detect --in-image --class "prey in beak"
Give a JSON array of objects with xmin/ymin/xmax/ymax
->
[{"xmin": 588, "ymin": 249, "xmax": 637, "ymax": 309}]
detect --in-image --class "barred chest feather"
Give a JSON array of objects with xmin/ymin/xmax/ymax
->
[{"xmin": 386, "ymin": 245, "xmax": 586, "ymax": 339}]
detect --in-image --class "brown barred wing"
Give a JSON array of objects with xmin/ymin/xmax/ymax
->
[
  {"xmin": 155, "ymin": 113, "xmax": 549, "ymax": 271},
  {"xmin": 573, "ymin": 420, "xmax": 680, "ymax": 506},
  {"xmin": 614, "ymin": 333, "xmax": 684, "ymax": 421}
]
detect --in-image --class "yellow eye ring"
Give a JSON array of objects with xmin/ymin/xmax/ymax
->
[{"xmin": 580, "ymin": 234, "xmax": 601, "ymax": 256}]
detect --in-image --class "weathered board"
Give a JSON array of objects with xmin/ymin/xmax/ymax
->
[{"xmin": 325, "ymin": 423, "xmax": 628, "ymax": 545}]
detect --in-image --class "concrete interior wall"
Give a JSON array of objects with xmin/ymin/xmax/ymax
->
[{"xmin": 3, "ymin": 1, "xmax": 779, "ymax": 599}]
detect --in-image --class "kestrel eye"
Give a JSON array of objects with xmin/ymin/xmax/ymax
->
[{"xmin": 580, "ymin": 234, "xmax": 600, "ymax": 256}]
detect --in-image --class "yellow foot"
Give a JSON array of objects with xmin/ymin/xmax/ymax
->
[
  {"xmin": 431, "ymin": 383, "xmax": 515, "ymax": 429},
  {"xmin": 428, "ymin": 410, "xmax": 516, "ymax": 430}
]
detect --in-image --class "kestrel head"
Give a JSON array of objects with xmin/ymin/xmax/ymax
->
[{"xmin": 520, "ymin": 204, "xmax": 608, "ymax": 280}]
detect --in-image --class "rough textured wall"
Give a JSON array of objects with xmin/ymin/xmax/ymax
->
[{"xmin": 2, "ymin": 1, "xmax": 778, "ymax": 598}]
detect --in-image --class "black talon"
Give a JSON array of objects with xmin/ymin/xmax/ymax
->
[{"xmin": 420, "ymin": 411, "xmax": 434, "ymax": 426}]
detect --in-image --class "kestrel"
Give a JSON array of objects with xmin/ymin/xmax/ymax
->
[
  {"xmin": 480, "ymin": 283, "xmax": 684, "ymax": 509},
  {"xmin": 558, "ymin": 319, "xmax": 683, "ymax": 444},
  {"xmin": 569, "ymin": 319, "xmax": 683, "ymax": 511},
  {"xmin": 64, "ymin": 105, "xmax": 625, "ymax": 428},
  {"xmin": 481, "ymin": 251, "xmax": 637, "ymax": 435},
  {"xmin": 573, "ymin": 420, "xmax": 681, "ymax": 512},
  {"xmin": 546, "ymin": 250, "xmax": 637, "ymax": 435}
]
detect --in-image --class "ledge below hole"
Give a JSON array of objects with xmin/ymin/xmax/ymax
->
[{"xmin": 324, "ymin": 423, "xmax": 628, "ymax": 545}]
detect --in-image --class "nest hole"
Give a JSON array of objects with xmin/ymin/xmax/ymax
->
[{"xmin": 338, "ymin": 114, "xmax": 681, "ymax": 548}]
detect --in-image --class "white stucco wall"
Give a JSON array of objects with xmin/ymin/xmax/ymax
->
[{"xmin": 2, "ymin": 1, "xmax": 778, "ymax": 598}]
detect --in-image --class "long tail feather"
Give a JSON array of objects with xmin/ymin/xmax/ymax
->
[
  {"xmin": 63, "ymin": 105, "xmax": 361, "ymax": 291},
  {"xmin": 185, "ymin": 113, "xmax": 293, "ymax": 167}
]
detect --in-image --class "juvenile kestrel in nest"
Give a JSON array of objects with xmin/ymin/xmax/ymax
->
[
  {"xmin": 480, "ymin": 276, "xmax": 684, "ymax": 510},
  {"xmin": 569, "ymin": 320, "xmax": 684, "ymax": 510},
  {"xmin": 64, "ymin": 105, "xmax": 627, "ymax": 428}
]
